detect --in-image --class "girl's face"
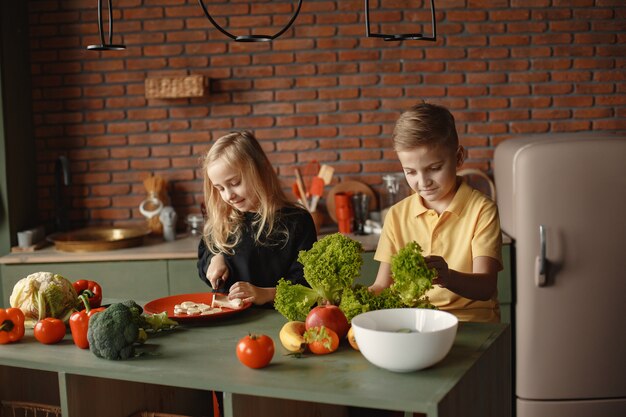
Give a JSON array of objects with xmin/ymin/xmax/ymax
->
[
  {"xmin": 397, "ymin": 145, "xmax": 464, "ymax": 212},
  {"xmin": 207, "ymin": 159, "xmax": 259, "ymax": 213}
]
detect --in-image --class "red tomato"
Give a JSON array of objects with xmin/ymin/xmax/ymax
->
[
  {"xmin": 305, "ymin": 326, "xmax": 339, "ymax": 355},
  {"xmin": 236, "ymin": 334, "xmax": 275, "ymax": 369},
  {"xmin": 34, "ymin": 318, "xmax": 66, "ymax": 344}
]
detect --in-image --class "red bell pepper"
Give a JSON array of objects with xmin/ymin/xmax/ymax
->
[
  {"xmin": 72, "ymin": 279, "xmax": 103, "ymax": 309},
  {"xmin": 0, "ymin": 308, "xmax": 26, "ymax": 344},
  {"xmin": 69, "ymin": 293, "xmax": 105, "ymax": 349}
]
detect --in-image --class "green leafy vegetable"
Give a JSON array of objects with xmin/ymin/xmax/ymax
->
[
  {"xmin": 274, "ymin": 233, "xmax": 363, "ymax": 321},
  {"xmin": 390, "ymin": 241, "xmax": 436, "ymax": 306},
  {"xmin": 338, "ymin": 241, "xmax": 436, "ymax": 321}
]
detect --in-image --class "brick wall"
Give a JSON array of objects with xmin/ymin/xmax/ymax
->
[{"xmin": 27, "ymin": 0, "xmax": 625, "ymax": 229}]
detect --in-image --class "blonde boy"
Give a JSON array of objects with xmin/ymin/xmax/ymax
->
[{"xmin": 371, "ymin": 103, "xmax": 502, "ymax": 322}]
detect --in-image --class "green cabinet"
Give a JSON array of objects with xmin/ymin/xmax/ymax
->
[{"xmin": 1, "ymin": 261, "xmax": 169, "ymax": 307}]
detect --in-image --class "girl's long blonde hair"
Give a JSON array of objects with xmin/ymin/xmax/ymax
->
[{"xmin": 201, "ymin": 131, "xmax": 295, "ymax": 255}]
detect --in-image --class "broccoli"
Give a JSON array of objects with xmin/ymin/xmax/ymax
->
[
  {"xmin": 274, "ymin": 233, "xmax": 363, "ymax": 321},
  {"xmin": 88, "ymin": 303, "xmax": 139, "ymax": 360},
  {"xmin": 390, "ymin": 241, "xmax": 436, "ymax": 307}
]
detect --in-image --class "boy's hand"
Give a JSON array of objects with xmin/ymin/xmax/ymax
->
[
  {"xmin": 207, "ymin": 254, "xmax": 229, "ymax": 290},
  {"xmin": 425, "ymin": 255, "xmax": 451, "ymax": 288}
]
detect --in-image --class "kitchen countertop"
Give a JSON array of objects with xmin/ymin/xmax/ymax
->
[
  {"xmin": 0, "ymin": 307, "xmax": 511, "ymax": 417},
  {"xmin": 0, "ymin": 232, "xmax": 381, "ymax": 265}
]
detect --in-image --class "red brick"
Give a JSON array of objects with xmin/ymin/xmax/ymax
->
[
  {"xmin": 340, "ymin": 124, "xmax": 382, "ymax": 137},
  {"xmin": 297, "ymin": 126, "xmax": 338, "ymax": 139},
  {"xmin": 510, "ymin": 122, "xmax": 550, "ymax": 134},
  {"xmin": 65, "ymin": 123, "xmax": 106, "ymax": 136},
  {"xmin": 127, "ymin": 108, "xmax": 168, "ymax": 121},
  {"xmin": 296, "ymin": 101, "xmax": 338, "ymax": 113},
  {"xmin": 319, "ymin": 138, "xmax": 360, "ymax": 149},
  {"xmin": 319, "ymin": 88, "xmax": 359, "ymax": 102},
  {"xmin": 110, "ymin": 147, "xmax": 149, "ymax": 158},
  {"xmin": 85, "ymin": 111, "xmax": 126, "ymax": 122},
  {"xmin": 276, "ymin": 65, "xmax": 316, "ymax": 76},
  {"xmin": 317, "ymin": 113, "xmax": 358, "ymax": 125},
  {"xmin": 91, "ymin": 208, "xmax": 132, "ymax": 220},
  {"xmin": 276, "ymin": 140, "xmax": 317, "ymax": 152},
  {"xmin": 233, "ymin": 91, "xmax": 274, "ymax": 103},
  {"xmin": 318, "ymin": 62, "xmax": 359, "ymax": 74},
  {"xmin": 361, "ymin": 87, "xmax": 403, "ymax": 98},
  {"xmin": 338, "ymin": 100, "xmax": 381, "ymax": 112},
  {"xmin": 276, "ymin": 89, "xmax": 317, "ymax": 101},
  {"xmin": 532, "ymin": 109, "xmax": 571, "ymax": 120},
  {"xmin": 276, "ymin": 115, "xmax": 317, "ymax": 127},
  {"xmin": 234, "ymin": 116, "xmax": 274, "ymax": 128}
]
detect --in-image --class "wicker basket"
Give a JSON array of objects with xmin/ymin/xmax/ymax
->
[
  {"xmin": 0, "ymin": 400, "xmax": 61, "ymax": 417},
  {"xmin": 144, "ymin": 75, "xmax": 205, "ymax": 99}
]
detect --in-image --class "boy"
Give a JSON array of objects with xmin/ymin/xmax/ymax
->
[{"xmin": 370, "ymin": 102, "xmax": 502, "ymax": 322}]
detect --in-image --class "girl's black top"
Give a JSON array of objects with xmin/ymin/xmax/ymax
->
[{"xmin": 197, "ymin": 207, "xmax": 317, "ymax": 295}]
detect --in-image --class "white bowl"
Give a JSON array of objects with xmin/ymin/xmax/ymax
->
[{"xmin": 351, "ymin": 308, "xmax": 458, "ymax": 372}]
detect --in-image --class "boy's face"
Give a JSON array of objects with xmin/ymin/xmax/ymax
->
[
  {"xmin": 397, "ymin": 145, "xmax": 464, "ymax": 211},
  {"xmin": 207, "ymin": 159, "xmax": 259, "ymax": 213}
]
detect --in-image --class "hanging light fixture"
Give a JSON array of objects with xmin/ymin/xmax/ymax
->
[
  {"xmin": 197, "ymin": 0, "xmax": 303, "ymax": 42},
  {"xmin": 87, "ymin": 0, "xmax": 126, "ymax": 51},
  {"xmin": 365, "ymin": 0, "xmax": 437, "ymax": 42}
]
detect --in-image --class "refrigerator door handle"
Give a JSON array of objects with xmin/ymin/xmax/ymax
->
[{"xmin": 535, "ymin": 224, "xmax": 548, "ymax": 287}]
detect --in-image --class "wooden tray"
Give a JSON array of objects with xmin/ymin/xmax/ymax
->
[{"xmin": 47, "ymin": 226, "xmax": 151, "ymax": 252}]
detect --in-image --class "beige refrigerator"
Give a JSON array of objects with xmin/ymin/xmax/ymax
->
[{"xmin": 494, "ymin": 133, "xmax": 626, "ymax": 417}]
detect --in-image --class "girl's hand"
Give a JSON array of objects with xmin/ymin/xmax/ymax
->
[
  {"xmin": 425, "ymin": 255, "xmax": 451, "ymax": 288},
  {"xmin": 228, "ymin": 282, "xmax": 275, "ymax": 305},
  {"xmin": 207, "ymin": 254, "xmax": 229, "ymax": 290}
]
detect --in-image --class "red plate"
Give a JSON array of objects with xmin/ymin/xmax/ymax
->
[{"xmin": 143, "ymin": 293, "xmax": 252, "ymax": 322}]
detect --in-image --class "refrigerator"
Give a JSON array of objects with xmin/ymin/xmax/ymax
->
[{"xmin": 493, "ymin": 133, "xmax": 626, "ymax": 417}]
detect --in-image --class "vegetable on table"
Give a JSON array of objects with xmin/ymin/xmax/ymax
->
[
  {"xmin": 33, "ymin": 291, "xmax": 66, "ymax": 344},
  {"xmin": 9, "ymin": 271, "xmax": 78, "ymax": 327},
  {"xmin": 87, "ymin": 302, "xmax": 140, "ymax": 360},
  {"xmin": 34, "ymin": 318, "xmax": 66, "ymax": 344},
  {"xmin": 236, "ymin": 334, "xmax": 275, "ymax": 369},
  {"xmin": 69, "ymin": 293, "xmax": 106, "ymax": 349},
  {"xmin": 304, "ymin": 326, "xmax": 339, "ymax": 355},
  {"xmin": 87, "ymin": 300, "xmax": 179, "ymax": 360},
  {"xmin": 0, "ymin": 308, "xmax": 25, "ymax": 344},
  {"xmin": 72, "ymin": 280, "xmax": 103, "ymax": 309},
  {"xmin": 274, "ymin": 233, "xmax": 363, "ymax": 321}
]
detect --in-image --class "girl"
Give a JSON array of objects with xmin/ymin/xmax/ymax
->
[{"xmin": 197, "ymin": 131, "xmax": 317, "ymax": 305}]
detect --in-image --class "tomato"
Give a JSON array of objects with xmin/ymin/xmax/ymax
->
[
  {"xmin": 236, "ymin": 334, "xmax": 275, "ymax": 369},
  {"xmin": 304, "ymin": 326, "xmax": 339, "ymax": 355},
  {"xmin": 305, "ymin": 305, "xmax": 350, "ymax": 340},
  {"xmin": 34, "ymin": 318, "xmax": 66, "ymax": 345}
]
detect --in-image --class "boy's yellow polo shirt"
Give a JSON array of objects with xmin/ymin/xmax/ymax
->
[{"xmin": 375, "ymin": 180, "xmax": 503, "ymax": 323}]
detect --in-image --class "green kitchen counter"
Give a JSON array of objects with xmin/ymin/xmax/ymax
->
[{"xmin": 0, "ymin": 307, "xmax": 511, "ymax": 417}]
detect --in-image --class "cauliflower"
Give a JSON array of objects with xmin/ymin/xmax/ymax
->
[{"xmin": 9, "ymin": 271, "xmax": 78, "ymax": 327}]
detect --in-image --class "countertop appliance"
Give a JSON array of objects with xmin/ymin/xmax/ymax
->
[{"xmin": 494, "ymin": 132, "xmax": 626, "ymax": 417}]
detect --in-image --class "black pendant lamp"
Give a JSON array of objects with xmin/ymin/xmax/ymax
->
[
  {"xmin": 87, "ymin": 0, "xmax": 126, "ymax": 51},
  {"xmin": 365, "ymin": 0, "xmax": 437, "ymax": 42},
  {"xmin": 197, "ymin": 0, "xmax": 303, "ymax": 42}
]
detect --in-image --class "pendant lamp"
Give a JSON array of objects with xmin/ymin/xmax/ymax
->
[
  {"xmin": 197, "ymin": 0, "xmax": 303, "ymax": 42},
  {"xmin": 365, "ymin": 0, "xmax": 437, "ymax": 42},
  {"xmin": 87, "ymin": 0, "xmax": 126, "ymax": 51}
]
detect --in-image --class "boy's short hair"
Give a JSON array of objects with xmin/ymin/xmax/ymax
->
[{"xmin": 392, "ymin": 102, "xmax": 459, "ymax": 152}]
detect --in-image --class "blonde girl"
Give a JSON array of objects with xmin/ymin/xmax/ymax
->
[{"xmin": 197, "ymin": 131, "xmax": 317, "ymax": 305}]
